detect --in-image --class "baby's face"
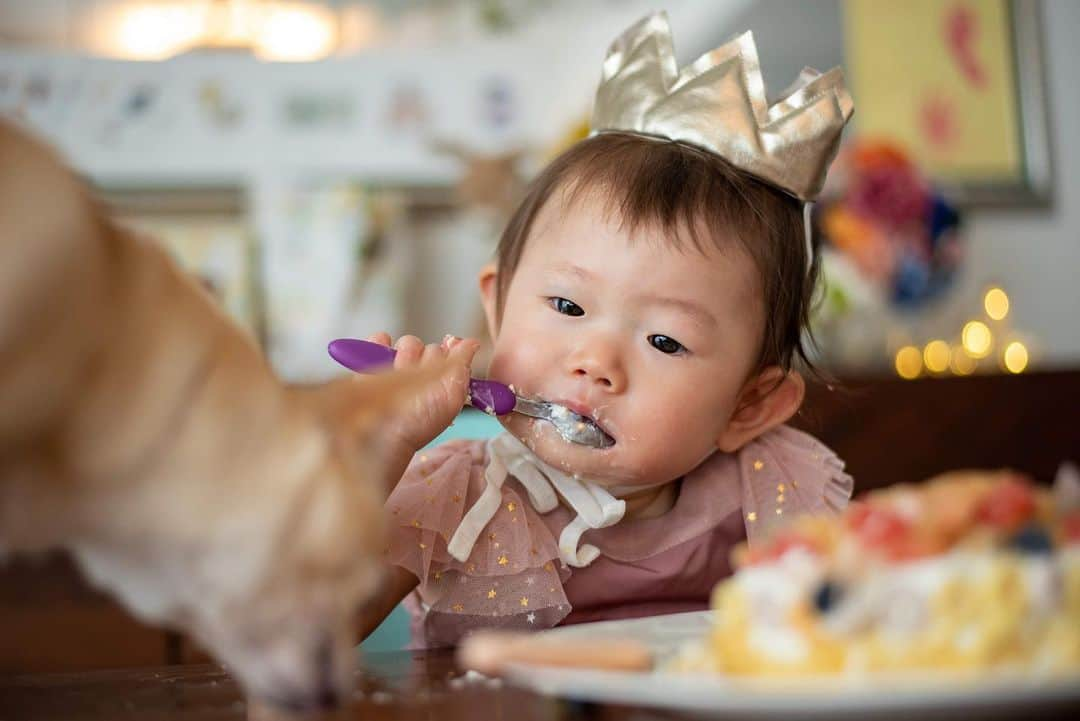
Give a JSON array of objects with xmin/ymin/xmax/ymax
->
[{"xmin": 483, "ymin": 190, "xmax": 765, "ymax": 488}]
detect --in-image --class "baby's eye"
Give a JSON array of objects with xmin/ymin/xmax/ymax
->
[
  {"xmin": 549, "ymin": 297, "xmax": 585, "ymax": 317},
  {"xmin": 648, "ymin": 334, "xmax": 685, "ymax": 355}
]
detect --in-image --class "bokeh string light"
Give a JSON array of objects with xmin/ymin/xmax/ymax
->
[
  {"xmin": 895, "ymin": 286, "xmax": 1030, "ymax": 379},
  {"xmin": 922, "ymin": 340, "xmax": 951, "ymax": 374},
  {"xmin": 961, "ymin": 320, "xmax": 993, "ymax": 359},
  {"xmin": 984, "ymin": 287, "xmax": 1010, "ymax": 321},
  {"xmin": 895, "ymin": 345, "xmax": 923, "ymax": 380},
  {"xmin": 1003, "ymin": 341, "xmax": 1029, "ymax": 374}
]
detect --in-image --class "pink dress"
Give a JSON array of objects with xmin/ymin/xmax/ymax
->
[{"xmin": 384, "ymin": 425, "xmax": 852, "ymax": 648}]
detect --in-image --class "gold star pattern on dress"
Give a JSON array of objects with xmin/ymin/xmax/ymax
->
[
  {"xmin": 433, "ymin": 572, "xmax": 442, "ymax": 582},
  {"xmin": 488, "ymin": 532, "xmax": 497, "ymax": 542},
  {"xmin": 452, "ymin": 494, "xmax": 462, "ymax": 503},
  {"xmin": 753, "ymin": 460, "xmax": 764, "ymax": 471},
  {"xmin": 452, "ymin": 604, "xmax": 464, "ymax": 612},
  {"xmin": 747, "ymin": 511, "xmax": 757, "ymax": 522},
  {"xmin": 543, "ymin": 562, "xmax": 554, "ymax": 572},
  {"xmin": 487, "ymin": 589, "xmax": 497, "ymax": 599},
  {"xmin": 507, "ymin": 502, "xmax": 516, "ymax": 512},
  {"xmin": 498, "ymin": 554, "xmax": 509, "ymax": 566},
  {"xmin": 777, "ymin": 483, "xmax": 786, "ymax": 493},
  {"xmin": 776, "ymin": 508, "xmax": 783, "ymax": 515},
  {"xmin": 411, "ymin": 520, "xmax": 420, "ymax": 528},
  {"xmin": 520, "ymin": 597, "xmax": 529, "ymax": 607},
  {"xmin": 418, "ymin": 542, "xmax": 426, "ymax": 549}
]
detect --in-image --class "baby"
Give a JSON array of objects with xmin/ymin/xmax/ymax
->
[{"xmin": 358, "ymin": 13, "xmax": 855, "ymax": 647}]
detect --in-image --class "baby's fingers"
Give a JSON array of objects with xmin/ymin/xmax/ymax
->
[
  {"xmin": 445, "ymin": 336, "xmax": 481, "ymax": 367},
  {"xmin": 441, "ymin": 337, "xmax": 481, "ymax": 395},
  {"xmin": 365, "ymin": 331, "xmax": 393, "ymax": 347},
  {"xmin": 392, "ymin": 335, "xmax": 424, "ymax": 368}
]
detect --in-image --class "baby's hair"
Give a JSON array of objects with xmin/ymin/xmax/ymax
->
[{"xmin": 493, "ymin": 131, "xmax": 821, "ymax": 376}]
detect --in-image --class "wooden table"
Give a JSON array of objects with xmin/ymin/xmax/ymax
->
[
  {"xmin": 0, "ymin": 649, "xmax": 671, "ymax": 721},
  {"xmin": 5, "ymin": 648, "xmax": 1080, "ymax": 721}
]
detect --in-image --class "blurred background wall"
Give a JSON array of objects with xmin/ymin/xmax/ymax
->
[{"xmin": 3, "ymin": 0, "xmax": 1076, "ymax": 380}]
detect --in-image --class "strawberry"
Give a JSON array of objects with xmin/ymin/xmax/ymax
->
[
  {"xmin": 1062, "ymin": 512, "xmax": 1080, "ymax": 544},
  {"xmin": 975, "ymin": 477, "xmax": 1036, "ymax": 531},
  {"xmin": 850, "ymin": 504, "xmax": 911, "ymax": 547}
]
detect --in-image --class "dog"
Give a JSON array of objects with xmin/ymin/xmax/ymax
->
[{"xmin": 0, "ymin": 119, "xmax": 453, "ymax": 711}]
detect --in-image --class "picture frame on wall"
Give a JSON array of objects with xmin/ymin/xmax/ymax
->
[{"xmin": 845, "ymin": 0, "xmax": 1052, "ymax": 207}]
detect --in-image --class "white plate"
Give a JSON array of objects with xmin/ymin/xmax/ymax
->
[{"xmin": 502, "ymin": 611, "xmax": 1080, "ymax": 719}]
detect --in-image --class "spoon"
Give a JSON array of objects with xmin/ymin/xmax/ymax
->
[{"xmin": 327, "ymin": 339, "xmax": 614, "ymax": 448}]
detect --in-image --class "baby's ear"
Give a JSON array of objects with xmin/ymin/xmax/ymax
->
[
  {"xmin": 477, "ymin": 262, "xmax": 499, "ymax": 339},
  {"xmin": 715, "ymin": 367, "xmax": 805, "ymax": 453}
]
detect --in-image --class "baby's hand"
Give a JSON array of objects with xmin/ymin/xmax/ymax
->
[{"xmin": 364, "ymin": 332, "xmax": 481, "ymax": 455}]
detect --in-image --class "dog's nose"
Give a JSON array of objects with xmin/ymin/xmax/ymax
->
[
  {"xmin": 315, "ymin": 682, "xmax": 339, "ymax": 710},
  {"xmin": 313, "ymin": 637, "xmax": 341, "ymax": 709},
  {"xmin": 270, "ymin": 641, "xmax": 342, "ymax": 711}
]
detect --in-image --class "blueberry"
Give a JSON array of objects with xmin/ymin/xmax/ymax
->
[
  {"xmin": 813, "ymin": 580, "xmax": 844, "ymax": 613},
  {"xmin": 1008, "ymin": 524, "xmax": 1054, "ymax": 554}
]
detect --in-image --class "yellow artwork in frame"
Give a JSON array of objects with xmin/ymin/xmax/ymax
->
[{"xmin": 844, "ymin": 0, "xmax": 1051, "ymax": 205}]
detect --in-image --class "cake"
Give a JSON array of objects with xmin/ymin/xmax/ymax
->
[{"xmin": 695, "ymin": 469, "xmax": 1080, "ymax": 678}]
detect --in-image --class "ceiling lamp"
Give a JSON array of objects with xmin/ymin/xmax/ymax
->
[
  {"xmin": 251, "ymin": 2, "xmax": 338, "ymax": 61},
  {"xmin": 103, "ymin": 0, "xmax": 338, "ymax": 62}
]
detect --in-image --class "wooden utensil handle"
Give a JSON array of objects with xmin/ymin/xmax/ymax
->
[{"xmin": 458, "ymin": 631, "xmax": 653, "ymax": 675}]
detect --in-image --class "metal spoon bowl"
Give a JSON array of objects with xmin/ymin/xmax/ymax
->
[{"xmin": 509, "ymin": 397, "xmax": 615, "ymax": 449}]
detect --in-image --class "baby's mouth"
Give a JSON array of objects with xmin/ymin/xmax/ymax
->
[{"xmin": 544, "ymin": 399, "xmax": 616, "ymax": 449}]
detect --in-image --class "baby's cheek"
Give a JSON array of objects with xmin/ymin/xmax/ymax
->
[
  {"xmin": 633, "ymin": 399, "xmax": 724, "ymax": 464},
  {"xmin": 490, "ymin": 346, "xmax": 548, "ymax": 394}
]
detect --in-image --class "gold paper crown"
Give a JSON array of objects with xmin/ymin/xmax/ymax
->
[{"xmin": 592, "ymin": 13, "xmax": 854, "ymax": 202}]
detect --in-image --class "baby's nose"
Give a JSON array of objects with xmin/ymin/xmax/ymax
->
[
  {"xmin": 568, "ymin": 344, "xmax": 626, "ymax": 391},
  {"xmin": 572, "ymin": 364, "xmax": 614, "ymax": 388}
]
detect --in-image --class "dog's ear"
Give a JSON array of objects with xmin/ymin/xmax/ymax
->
[{"xmin": 293, "ymin": 360, "xmax": 455, "ymax": 443}]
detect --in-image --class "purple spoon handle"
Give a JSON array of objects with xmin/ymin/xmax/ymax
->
[{"xmin": 327, "ymin": 338, "xmax": 516, "ymax": 416}]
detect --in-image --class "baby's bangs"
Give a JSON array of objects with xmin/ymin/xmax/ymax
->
[{"xmin": 554, "ymin": 133, "xmax": 758, "ymax": 259}]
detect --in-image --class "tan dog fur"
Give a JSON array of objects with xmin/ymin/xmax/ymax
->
[{"xmin": 0, "ymin": 119, "xmax": 435, "ymax": 710}]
